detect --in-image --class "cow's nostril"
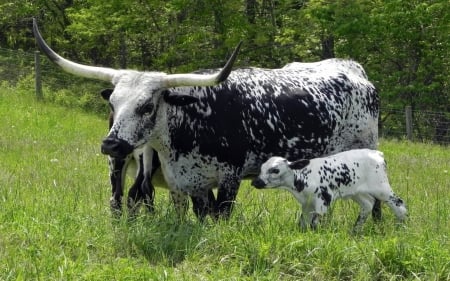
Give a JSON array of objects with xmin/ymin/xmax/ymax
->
[{"xmin": 101, "ymin": 137, "xmax": 134, "ymax": 158}]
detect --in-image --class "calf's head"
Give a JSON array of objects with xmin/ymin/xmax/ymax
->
[
  {"xmin": 33, "ymin": 18, "xmax": 241, "ymax": 158},
  {"xmin": 252, "ymin": 157, "xmax": 310, "ymax": 189}
]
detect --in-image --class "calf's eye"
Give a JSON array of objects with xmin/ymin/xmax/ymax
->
[{"xmin": 269, "ymin": 168, "xmax": 280, "ymax": 174}]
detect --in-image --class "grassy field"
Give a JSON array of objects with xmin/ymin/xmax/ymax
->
[{"xmin": 0, "ymin": 83, "xmax": 449, "ymax": 280}]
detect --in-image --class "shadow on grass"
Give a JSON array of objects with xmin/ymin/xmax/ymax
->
[{"xmin": 110, "ymin": 210, "xmax": 209, "ymax": 266}]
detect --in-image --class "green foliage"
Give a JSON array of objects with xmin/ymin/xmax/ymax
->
[
  {"xmin": 10, "ymin": 70, "xmax": 110, "ymax": 115},
  {"xmin": 276, "ymin": 0, "xmax": 449, "ymax": 110},
  {"xmin": 1, "ymin": 87, "xmax": 449, "ymax": 280},
  {"xmin": 366, "ymin": 0, "xmax": 450, "ymax": 110},
  {"xmin": 0, "ymin": 0, "xmax": 448, "ymax": 110}
]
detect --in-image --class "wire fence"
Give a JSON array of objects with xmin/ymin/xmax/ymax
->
[
  {"xmin": 380, "ymin": 107, "xmax": 450, "ymax": 145},
  {"xmin": 1, "ymin": 47, "xmax": 449, "ymax": 145}
]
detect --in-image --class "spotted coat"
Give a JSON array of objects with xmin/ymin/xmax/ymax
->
[
  {"xmin": 103, "ymin": 60, "xmax": 379, "ymax": 219},
  {"xmin": 105, "ymin": 107, "xmax": 159, "ymax": 217},
  {"xmin": 32, "ymin": 21, "xmax": 379, "ymax": 219},
  {"xmin": 105, "ymin": 104, "xmax": 216, "ymax": 220},
  {"xmin": 252, "ymin": 149, "xmax": 407, "ymax": 231}
]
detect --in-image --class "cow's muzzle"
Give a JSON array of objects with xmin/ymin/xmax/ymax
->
[
  {"xmin": 101, "ymin": 137, "xmax": 134, "ymax": 158},
  {"xmin": 251, "ymin": 178, "xmax": 267, "ymax": 189}
]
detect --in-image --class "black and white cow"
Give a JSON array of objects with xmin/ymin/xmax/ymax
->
[
  {"xmin": 33, "ymin": 19, "xmax": 379, "ymax": 220},
  {"xmin": 105, "ymin": 104, "xmax": 159, "ymax": 216},
  {"xmin": 251, "ymin": 149, "xmax": 407, "ymax": 232},
  {"xmin": 282, "ymin": 59, "xmax": 369, "ymax": 80},
  {"xmin": 105, "ymin": 95, "xmax": 216, "ymax": 219}
]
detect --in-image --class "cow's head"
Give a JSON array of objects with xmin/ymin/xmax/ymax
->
[
  {"xmin": 251, "ymin": 157, "xmax": 310, "ymax": 189},
  {"xmin": 33, "ymin": 18, "xmax": 241, "ymax": 158}
]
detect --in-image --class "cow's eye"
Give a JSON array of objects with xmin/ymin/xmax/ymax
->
[
  {"xmin": 269, "ymin": 168, "xmax": 280, "ymax": 174},
  {"xmin": 137, "ymin": 101, "xmax": 154, "ymax": 115},
  {"xmin": 108, "ymin": 102, "xmax": 114, "ymax": 112}
]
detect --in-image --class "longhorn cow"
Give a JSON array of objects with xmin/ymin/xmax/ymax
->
[
  {"xmin": 106, "ymin": 92, "xmax": 216, "ymax": 219},
  {"xmin": 33, "ymin": 19, "xmax": 380, "ymax": 220},
  {"xmin": 106, "ymin": 114, "xmax": 159, "ymax": 216}
]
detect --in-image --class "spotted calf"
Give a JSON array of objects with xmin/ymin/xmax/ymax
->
[{"xmin": 252, "ymin": 149, "xmax": 407, "ymax": 231}]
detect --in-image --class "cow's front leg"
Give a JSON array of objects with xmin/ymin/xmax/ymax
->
[
  {"xmin": 216, "ymin": 176, "xmax": 241, "ymax": 219},
  {"xmin": 191, "ymin": 190, "xmax": 216, "ymax": 222},
  {"xmin": 127, "ymin": 169, "xmax": 144, "ymax": 217},
  {"xmin": 109, "ymin": 157, "xmax": 126, "ymax": 216},
  {"xmin": 140, "ymin": 147, "xmax": 159, "ymax": 213},
  {"xmin": 140, "ymin": 175, "xmax": 155, "ymax": 213},
  {"xmin": 128, "ymin": 146, "xmax": 158, "ymax": 216},
  {"xmin": 170, "ymin": 190, "xmax": 189, "ymax": 219}
]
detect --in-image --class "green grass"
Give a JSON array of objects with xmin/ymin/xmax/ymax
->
[{"xmin": 0, "ymin": 83, "xmax": 449, "ymax": 280}]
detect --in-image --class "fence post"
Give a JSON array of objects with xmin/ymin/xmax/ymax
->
[
  {"xmin": 35, "ymin": 51, "xmax": 43, "ymax": 100},
  {"xmin": 405, "ymin": 106, "xmax": 413, "ymax": 141}
]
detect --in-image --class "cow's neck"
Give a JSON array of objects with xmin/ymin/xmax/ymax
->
[{"xmin": 147, "ymin": 100, "xmax": 172, "ymax": 158}]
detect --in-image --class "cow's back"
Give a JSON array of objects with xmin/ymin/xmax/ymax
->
[{"xmin": 162, "ymin": 61, "xmax": 378, "ymax": 178}]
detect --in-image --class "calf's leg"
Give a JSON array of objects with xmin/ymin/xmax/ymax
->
[
  {"xmin": 298, "ymin": 213, "xmax": 308, "ymax": 231},
  {"xmin": 298, "ymin": 203, "xmax": 321, "ymax": 231},
  {"xmin": 372, "ymin": 199, "xmax": 382, "ymax": 221},
  {"xmin": 352, "ymin": 194, "xmax": 375, "ymax": 233}
]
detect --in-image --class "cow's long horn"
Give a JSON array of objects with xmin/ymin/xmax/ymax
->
[
  {"xmin": 33, "ymin": 18, "xmax": 118, "ymax": 82},
  {"xmin": 164, "ymin": 41, "xmax": 242, "ymax": 88}
]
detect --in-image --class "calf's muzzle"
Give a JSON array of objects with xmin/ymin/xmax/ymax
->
[
  {"xmin": 101, "ymin": 137, "xmax": 134, "ymax": 158},
  {"xmin": 251, "ymin": 178, "xmax": 267, "ymax": 189}
]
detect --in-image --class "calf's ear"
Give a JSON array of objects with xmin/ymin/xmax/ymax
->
[
  {"xmin": 163, "ymin": 90, "xmax": 199, "ymax": 106},
  {"xmin": 100, "ymin": 88, "xmax": 114, "ymax": 100},
  {"xmin": 289, "ymin": 159, "xmax": 310, "ymax": 170}
]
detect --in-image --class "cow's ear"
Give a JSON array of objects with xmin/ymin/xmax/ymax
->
[
  {"xmin": 289, "ymin": 159, "xmax": 310, "ymax": 170},
  {"xmin": 163, "ymin": 90, "xmax": 199, "ymax": 106},
  {"xmin": 100, "ymin": 88, "xmax": 114, "ymax": 100}
]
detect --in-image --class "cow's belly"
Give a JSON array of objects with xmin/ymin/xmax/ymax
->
[{"xmin": 158, "ymin": 152, "xmax": 224, "ymax": 195}]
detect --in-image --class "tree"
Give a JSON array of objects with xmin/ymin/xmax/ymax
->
[
  {"xmin": 0, "ymin": 0, "xmax": 448, "ymax": 113},
  {"xmin": 275, "ymin": 0, "xmax": 449, "ymax": 111},
  {"xmin": 367, "ymin": 0, "xmax": 450, "ymax": 111}
]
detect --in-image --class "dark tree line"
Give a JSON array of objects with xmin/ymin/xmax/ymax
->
[{"xmin": 1, "ymin": 0, "xmax": 449, "ymax": 112}]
